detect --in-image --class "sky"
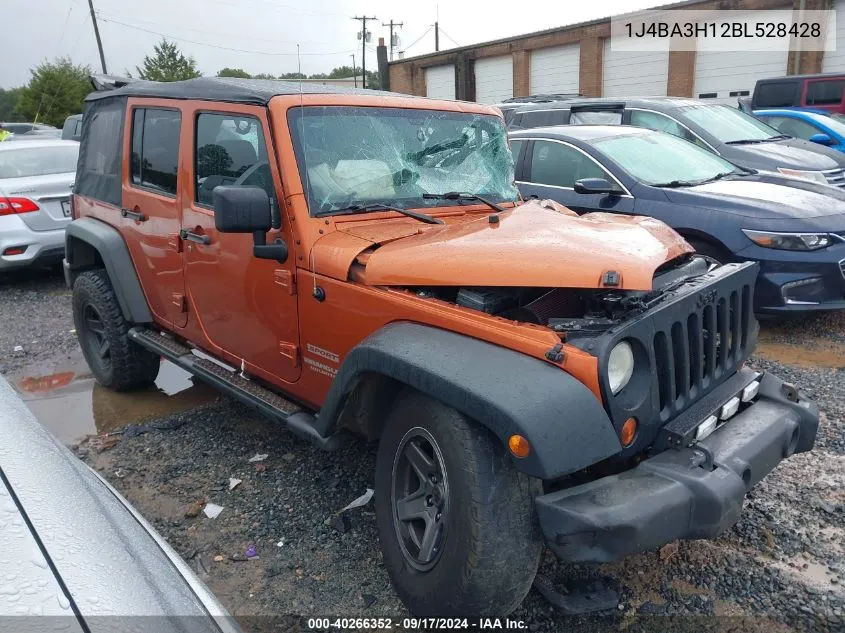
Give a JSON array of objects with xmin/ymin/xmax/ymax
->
[{"xmin": 2, "ymin": 0, "xmax": 665, "ymax": 89}]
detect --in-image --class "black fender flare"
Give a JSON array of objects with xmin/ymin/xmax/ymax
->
[
  {"xmin": 64, "ymin": 218, "xmax": 153, "ymax": 324},
  {"xmin": 316, "ymin": 322, "xmax": 622, "ymax": 480}
]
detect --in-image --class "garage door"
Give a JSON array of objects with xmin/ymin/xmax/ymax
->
[
  {"xmin": 694, "ymin": 10, "xmax": 789, "ymax": 104},
  {"xmin": 603, "ymin": 38, "xmax": 668, "ymax": 97},
  {"xmin": 823, "ymin": 0, "xmax": 845, "ymax": 72},
  {"xmin": 474, "ymin": 56, "xmax": 513, "ymax": 103},
  {"xmin": 425, "ymin": 65, "xmax": 455, "ymax": 100},
  {"xmin": 530, "ymin": 44, "xmax": 580, "ymax": 95}
]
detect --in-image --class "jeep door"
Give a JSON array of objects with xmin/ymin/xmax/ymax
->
[
  {"xmin": 180, "ymin": 104, "xmax": 301, "ymax": 384},
  {"xmin": 514, "ymin": 139, "xmax": 634, "ymax": 215},
  {"xmin": 121, "ymin": 100, "xmax": 188, "ymax": 328}
]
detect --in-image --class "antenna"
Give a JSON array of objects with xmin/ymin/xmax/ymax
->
[{"xmin": 297, "ymin": 44, "xmax": 318, "ymax": 296}]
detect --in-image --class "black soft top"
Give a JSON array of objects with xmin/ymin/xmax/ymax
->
[{"xmin": 85, "ymin": 76, "xmax": 407, "ymax": 105}]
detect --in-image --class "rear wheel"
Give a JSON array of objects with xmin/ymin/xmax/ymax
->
[
  {"xmin": 374, "ymin": 390, "xmax": 542, "ymax": 617},
  {"xmin": 72, "ymin": 269, "xmax": 160, "ymax": 391}
]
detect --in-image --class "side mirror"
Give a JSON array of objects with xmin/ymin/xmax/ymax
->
[
  {"xmin": 809, "ymin": 133, "xmax": 833, "ymax": 146},
  {"xmin": 212, "ymin": 186, "xmax": 287, "ymax": 262},
  {"xmin": 574, "ymin": 177, "xmax": 622, "ymax": 195}
]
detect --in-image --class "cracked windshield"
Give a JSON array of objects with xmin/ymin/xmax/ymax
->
[{"xmin": 288, "ymin": 106, "xmax": 518, "ymax": 214}]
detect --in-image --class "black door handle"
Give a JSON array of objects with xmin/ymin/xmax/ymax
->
[
  {"xmin": 180, "ymin": 229, "xmax": 211, "ymax": 245},
  {"xmin": 121, "ymin": 208, "xmax": 146, "ymax": 221}
]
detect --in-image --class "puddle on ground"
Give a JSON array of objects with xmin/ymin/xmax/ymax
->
[
  {"xmin": 755, "ymin": 333, "xmax": 845, "ymax": 369},
  {"xmin": 9, "ymin": 349, "xmax": 217, "ymax": 445}
]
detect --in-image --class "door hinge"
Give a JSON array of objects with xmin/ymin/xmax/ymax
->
[
  {"xmin": 171, "ymin": 293, "xmax": 187, "ymax": 312},
  {"xmin": 278, "ymin": 342, "xmax": 299, "ymax": 366},
  {"xmin": 274, "ymin": 269, "xmax": 296, "ymax": 295},
  {"xmin": 168, "ymin": 233, "xmax": 183, "ymax": 253}
]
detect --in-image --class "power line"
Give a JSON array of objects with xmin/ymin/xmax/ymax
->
[
  {"xmin": 438, "ymin": 27, "xmax": 460, "ymax": 48},
  {"xmin": 98, "ymin": 16, "xmax": 355, "ymax": 56},
  {"xmin": 402, "ymin": 25, "xmax": 433, "ymax": 53},
  {"xmin": 352, "ymin": 15, "xmax": 377, "ymax": 89}
]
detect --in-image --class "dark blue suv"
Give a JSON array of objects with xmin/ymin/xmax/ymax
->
[{"xmin": 509, "ymin": 125, "xmax": 845, "ymax": 314}]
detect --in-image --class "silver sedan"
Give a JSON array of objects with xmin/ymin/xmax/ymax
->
[{"xmin": 0, "ymin": 139, "xmax": 78, "ymax": 271}]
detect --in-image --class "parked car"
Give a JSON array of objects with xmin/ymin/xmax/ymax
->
[
  {"xmin": 62, "ymin": 113, "xmax": 83, "ymax": 141},
  {"xmin": 0, "ymin": 375, "xmax": 240, "ymax": 629},
  {"xmin": 0, "ymin": 122, "xmax": 58, "ymax": 136},
  {"xmin": 495, "ymin": 94, "xmax": 583, "ymax": 125},
  {"xmin": 509, "ymin": 97, "xmax": 845, "ymax": 186},
  {"xmin": 510, "ymin": 125, "xmax": 845, "ymax": 314},
  {"xmin": 754, "ymin": 108, "xmax": 845, "ymax": 152},
  {"xmin": 65, "ymin": 76, "xmax": 818, "ymax": 617},
  {"xmin": 752, "ymin": 73, "xmax": 845, "ymax": 115},
  {"xmin": 0, "ymin": 139, "xmax": 78, "ymax": 271}
]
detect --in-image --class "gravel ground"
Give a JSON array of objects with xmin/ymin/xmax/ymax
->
[
  {"xmin": 0, "ymin": 268, "xmax": 78, "ymax": 375},
  {"xmin": 2, "ymin": 272, "xmax": 844, "ymax": 631}
]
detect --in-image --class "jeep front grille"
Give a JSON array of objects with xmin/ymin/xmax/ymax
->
[{"xmin": 652, "ymin": 283, "xmax": 754, "ymax": 422}]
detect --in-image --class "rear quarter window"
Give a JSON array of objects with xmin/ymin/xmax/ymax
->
[
  {"xmin": 806, "ymin": 80, "xmax": 845, "ymax": 106},
  {"xmin": 754, "ymin": 81, "xmax": 799, "ymax": 108}
]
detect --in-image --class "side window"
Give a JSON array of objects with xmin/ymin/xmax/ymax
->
[
  {"xmin": 194, "ymin": 112, "xmax": 275, "ymax": 208},
  {"xmin": 509, "ymin": 139, "xmax": 525, "ymax": 175},
  {"xmin": 806, "ymin": 80, "xmax": 845, "ymax": 106},
  {"xmin": 130, "ymin": 108, "xmax": 181, "ymax": 196},
  {"xmin": 755, "ymin": 81, "xmax": 799, "ymax": 107},
  {"xmin": 520, "ymin": 110, "xmax": 553, "ymax": 128},
  {"xmin": 528, "ymin": 140, "xmax": 609, "ymax": 189},
  {"xmin": 763, "ymin": 116, "xmax": 820, "ymax": 140}
]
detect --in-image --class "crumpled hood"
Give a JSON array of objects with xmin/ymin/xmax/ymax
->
[{"xmin": 328, "ymin": 200, "xmax": 692, "ymax": 290}]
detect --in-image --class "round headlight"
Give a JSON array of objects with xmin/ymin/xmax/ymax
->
[{"xmin": 608, "ymin": 341, "xmax": 635, "ymax": 395}]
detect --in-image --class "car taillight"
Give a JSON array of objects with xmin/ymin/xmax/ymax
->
[{"xmin": 0, "ymin": 197, "xmax": 40, "ymax": 216}]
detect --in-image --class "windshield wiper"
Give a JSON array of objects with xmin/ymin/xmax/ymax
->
[
  {"xmin": 650, "ymin": 180, "xmax": 698, "ymax": 188},
  {"xmin": 422, "ymin": 191, "xmax": 506, "ymax": 213},
  {"xmin": 726, "ymin": 134, "xmax": 790, "ymax": 145},
  {"xmin": 314, "ymin": 203, "xmax": 444, "ymax": 225}
]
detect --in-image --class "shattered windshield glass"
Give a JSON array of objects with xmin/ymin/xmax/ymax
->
[{"xmin": 288, "ymin": 106, "xmax": 519, "ymax": 215}]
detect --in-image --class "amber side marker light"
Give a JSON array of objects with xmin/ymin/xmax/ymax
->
[
  {"xmin": 508, "ymin": 434, "xmax": 531, "ymax": 458},
  {"xmin": 620, "ymin": 417, "xmax": 638, "ymax": 447}
]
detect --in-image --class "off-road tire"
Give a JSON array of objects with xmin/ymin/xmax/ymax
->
[
  {"xmin": 375, "ymin": 390, "xmax": 543, "ymax": 617},
  {"xmin": 72, "ymin": 269, "xmax": 160, "ymax": 391}
]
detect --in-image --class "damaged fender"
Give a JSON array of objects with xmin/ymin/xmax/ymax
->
[{"xmin": 316, "ymin": 322, "xmax": 622, "ymax": 480}]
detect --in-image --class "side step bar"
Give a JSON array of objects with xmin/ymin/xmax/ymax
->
[{"xmin": 128, "ymin": 327, "xmax": 344, "ymax": 451}]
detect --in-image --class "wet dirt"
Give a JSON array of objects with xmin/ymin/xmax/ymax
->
[
  {"xmin": 8, "ymin": 349, "xmax": 218, "ymax": 445},
  {"xmin": 755, "ymin": 333, "xmax": 845, "ymax": 369}
]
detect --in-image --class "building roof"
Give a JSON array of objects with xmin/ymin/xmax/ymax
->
[{"xmin": 85, "ymin": 76, "xmax": 407, "ymax": 105}]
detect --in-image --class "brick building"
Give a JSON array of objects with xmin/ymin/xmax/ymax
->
[{"xmin": 387, "ymin": 0, "xmax": 843, "ymax": 104}]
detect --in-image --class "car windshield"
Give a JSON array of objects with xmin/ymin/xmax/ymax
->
[
  {"xmin": 807, "ymin": 112, "xmax": 845, "ymax": 137},
  {"xmin": 288, "ymin": 106, "xmax": 519, "ymax": 214},
  {"xmin": 594, "ymin": 131, "xmax": 740, "ymax": 186},
  {"xmin": 0, "ymin": 144, "xmax": 79, "ymax": 179},
  {"xmin": 681, "ymin": 104, "xmax": 780, "ymax": 143},
  {"xmin": 828, "ymin": 112, "xmax": 845, "ymax": 125}
]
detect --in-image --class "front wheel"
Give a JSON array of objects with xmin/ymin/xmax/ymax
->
[{"xmin": 374, "ymin": 390, "xmax": 542, "ymax": 617}]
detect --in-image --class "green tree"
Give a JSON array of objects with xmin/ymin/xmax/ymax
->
[
  {"xmin": 217, "ymin": 67, "xmax": 251, "ymax": 78},
  {"xmin": 0, "ymin": 87, "xmax": 24, "ymax": 122},
  {"xmin": 327, "ymin": 65, "xmax": 356, "ymax": 78},
  {"xmin": 136, "ymin": 39, "xmax": 201, "ymax": 82},
  {"xmin": 15, "ymin": 58, "xmax": 90, "ymax": 127},
  {"xmin": 254, "ymin": 73, "xmax": 276, "ymax": 79},
  {"xmin": 279, "ymin": 72, "xmax": 306, "ymax": 79}
]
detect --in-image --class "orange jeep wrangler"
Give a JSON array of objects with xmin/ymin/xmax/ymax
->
[{"xmin": 65, "ymin": 77, "xmax": 819, "ymax": 617}]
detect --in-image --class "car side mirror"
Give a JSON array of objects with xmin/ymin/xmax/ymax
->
[
  {"xmin": 212, "ymin": 186, "xmax": 287, "ymax": 262},
  {"xmin": 809, "ymin": 133, "xmax": 833, "ymax": 146},
  {"xmin": 574, "ymin": 177, "xmax": 621, "ymax": 195}
]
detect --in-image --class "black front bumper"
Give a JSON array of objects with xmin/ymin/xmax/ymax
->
[{"xmin": 536, "ymin": 371, "xmax": 819, "ymax": 563}]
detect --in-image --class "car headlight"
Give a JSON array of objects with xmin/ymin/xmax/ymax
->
[
  {"xmin": 608, "ymin": 341, "xmax": 634, "ymax": 395},
  {"xmin": 776, "ymin": 168, "xmax": 828, "ymax": 185},
  {"xmin": 742, "ymin": 229, "xmax": 831, "ymax": 250}
]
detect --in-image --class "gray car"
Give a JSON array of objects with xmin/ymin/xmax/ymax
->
[
  {"xmin": 509, "ymin": 97, "xmax": 845, "ymax": 187},
  {"xmin": 0, "ymin": 139, "xmax": 78, "ymax": 270},
  {"xmin": 0, "ymin": 376, "xmax": 240, "ymax": 631}
]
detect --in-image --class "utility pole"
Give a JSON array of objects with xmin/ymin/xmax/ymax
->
[
  {"xmin": 381, "ymin": 19, "xmax": 403, "ymax": 61},
  {"xmin": 87, "ymin": 0, "xmax": 107, "ymax": 74},
  {"xmin": 434, "ymin": 4, "xmax": 439, "ymax": 52},
  {"xmin": 352, "ymin": 15, "xmax": 377, "ymax": 89},
  {"xmin": 351, "ymin": 54, "xmax": 357, "ymax": 87}
]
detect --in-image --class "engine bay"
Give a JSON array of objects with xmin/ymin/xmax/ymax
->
[{"xmin": 410, "ymin": 255, "xmax": 711, "ymax": 339}]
